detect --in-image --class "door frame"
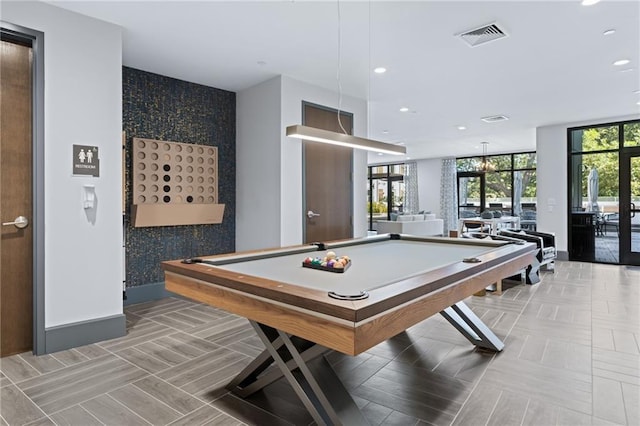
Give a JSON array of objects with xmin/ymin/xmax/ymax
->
[
  {"xmin": 457, "ymin": 171, "xmax": 486, "ymax": 216},
  {"xmin": 1, "ymin": 22, "xmax": 45, "ymax": 354},
  {"xmin": 619, "ymin": 147, "xmax": 640, "ymax": 265},
  {"xmin": 301, "ymin": 101, "xmax": 354, "ymax": 242}
]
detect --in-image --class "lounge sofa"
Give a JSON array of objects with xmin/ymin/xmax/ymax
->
[
  {"xmin": 376, "ymin": 213, "xmax": 444, "ymax": 237},
  {"xmin": 498, "ymin": 229, "xmax": 556, "ymax": 270}
]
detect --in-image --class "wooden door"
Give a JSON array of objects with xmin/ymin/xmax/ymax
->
[
  {"xmin": 303, "ymin": 103, "xmax": 353, "ymax": 243},
  {"xmin": 1, "ymin": 39, "xmax": 33, "ymax": 356}
]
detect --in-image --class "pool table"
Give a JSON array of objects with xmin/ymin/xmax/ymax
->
[{"xmin": 162, "ymin": 234, "xmax": 536, "ymax": 425}]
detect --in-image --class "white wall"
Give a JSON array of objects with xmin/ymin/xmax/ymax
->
[
  {"xmin": 536, "ymin": 114, "xmax": 639, "ymax": 253},
  {"xmin": 416, "ymin": 158, "xmax": 442, "ymax": 215},
  {"xmin": 236, "ymin": 75, "xmax": 368, "ymax": 250},
  {"xmin": 3, "ymin": 1, "xmax": 124, "ymax": 328},
  {"xmin": 236, "ymin": 77, "xmax": 282, "ymax": 251}
]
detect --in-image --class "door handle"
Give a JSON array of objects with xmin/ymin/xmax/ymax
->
[
  {"xmin": 2, "ymin": 215, "xmax": 29, "ymax": 229},
  {"xmin": 632, "ymin": 203, "xmax": 637, "ymax": 218},
  {"xmin": 307, "ymin": 210, "xmax": 320, "ymax": 219}
]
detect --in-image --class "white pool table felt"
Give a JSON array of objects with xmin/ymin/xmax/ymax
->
[{"xmin": 202, "ymin": 240, "xmax": 500, "ymax": 295}]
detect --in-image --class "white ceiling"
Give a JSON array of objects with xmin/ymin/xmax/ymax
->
[{"xmin": 47, "ymin": 0, "xmax": 640, "ymax": 162}]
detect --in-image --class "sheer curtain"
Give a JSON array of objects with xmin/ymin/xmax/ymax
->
[
  {"xmin": 403, "ymin": 161, "xmax": 419, "ymax": 214},
  {"xmin": 440, "ymin": 158, "xmax": 458, "ymax": 234}
]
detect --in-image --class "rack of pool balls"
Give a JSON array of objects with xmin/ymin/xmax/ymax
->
[{"xmin": 302, "ymin": 251, "xmax": 351, "ymax": 273}]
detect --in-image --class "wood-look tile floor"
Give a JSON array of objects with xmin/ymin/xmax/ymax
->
[{"xmin": 1, "ymin": 261, "xmax": 639, "ymax": 425}]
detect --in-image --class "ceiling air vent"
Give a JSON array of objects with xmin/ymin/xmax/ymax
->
[
  {"xmin": 458, "ymin": 23, "xmax": 507, "ymax": 47},
  {"xmin": 481, "ymin": 115, "xmax": 509, "ymax": 123}
]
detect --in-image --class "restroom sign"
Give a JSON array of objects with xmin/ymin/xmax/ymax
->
[{"xmin": 73, "ymin": 145, "xmax": 100, "ymax": 177}]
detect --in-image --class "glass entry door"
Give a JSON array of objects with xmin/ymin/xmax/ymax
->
[
  {"xmin": 620, "ymin": 148, "xmax": 640, "ymax": 265},
  {"xmin": 457, "ymin": 172, "xmax": 484, "ymax": 218}
]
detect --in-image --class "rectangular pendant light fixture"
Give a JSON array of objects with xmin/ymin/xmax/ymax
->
[{"xmin": 286, "ymin": 125, "xmax": 406, "ymax": 155}]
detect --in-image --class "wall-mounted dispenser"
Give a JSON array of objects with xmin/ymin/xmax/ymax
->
[{"xmin": 83, "ymin": 184, "xmax": 96, "ymax": 209}]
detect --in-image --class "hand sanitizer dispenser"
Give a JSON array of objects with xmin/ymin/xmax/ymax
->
[{"xmin": 83, "ymin": 184, "xmax": 96, "ymax": 209}]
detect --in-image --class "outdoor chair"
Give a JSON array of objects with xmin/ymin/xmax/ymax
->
[{"xmin": 603, "ymin": 213, "xmax": 619, "ymax": 236}]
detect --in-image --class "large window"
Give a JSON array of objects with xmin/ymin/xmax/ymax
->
[
  {"xmin": 568, "ymin": 120, "xmax": 640, "ymax": 265},
  {"xmin": 367, "ymin": 164, "xmax": 405, "ymax": 231},
  {"xmin": 456, "ymin": 152, "xmax": 537, "ymax": 218}
]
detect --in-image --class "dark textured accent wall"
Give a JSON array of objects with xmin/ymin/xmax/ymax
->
[{"xmin": 123, "ymin": 67, "xmax": 235, "ymax": 287}]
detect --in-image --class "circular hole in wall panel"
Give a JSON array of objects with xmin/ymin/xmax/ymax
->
[
  {"xmin": 208, "ymin": 186, "xmax": 214, "ymax": 193},
  {"xmin": 151, "ymin": 195, "xmax": 158, "ymax": 203},
  {"xmin": 163, "ymin": 164, "xmax": 171, "ymax": 172},
  {"xmin": 138, "ymin": 195, "xmax": 146, "ymax": 203},
  {"xmin": 175, "ymin": 165, "xmax": 182, "ymax": 173},
  {"xmin": 197, "ymin": 147, "xmax": 204, "ymax": 154},
  {"xmin": 163, "ymin": 175, "xmax": 171, "ymax": 182},
  {"xmin": 138, "ymin": 174, "xmax": 146, "ymax": 181},
  {"xmin": 175, "ymin": 155, "xmax": 182, "ymax": 162},
  {"xmin": 175, "ymin": 175, "xmax": 182, "ymax": 183},
  {"xmin": 208, "ymin": 148, "xmax": 215, "ymax": 155},
  {"xmin": 151, "ymin": 174, "xmax": 158, "ymax": 182},
  {"xmin": 208, "ymin": 158, "xmax": 214, "ymax": 165},
  {"xmin": 138, "ymin": 163, "xmax": 146, "ymax": 170},
  {"xmin": 208, "ymin": 177, "xmax": 214, "ymax": 184},
  {"xmin": 175, "ymin": 185, "xmax": 182, "ymax": 193},
  {"xmin": 151, "ymin": 142, "xmax": 158, "ymax": 150},
  {"xmin": 175, "ymin": 195, "xmax": 183, "ymax": 203},
  {"xmin": 207, "ymin": 196, "xmax": 214, "ymax": 203},
  {"xmin": 137, "ymin": 140, "xmax": 146, "ymax": 149},
  {"xmin": 186, "ymin": 196, "xmax": 193, "ymax": 203},
  {"xmin": 208, "ymin": 168, "xmax": 214, "ymax": 175},
  {"xmin": 197, "ymin": 176, "xmax": 204, "ymax": 183},
  {"xmin": 186, "ymin": 146, "xmax": 193, "ymax": 153},
  {"xmin": 187, "ymin": 186, "xmax": 193, "ymax": 193},
  {"xmin": 138, "ymin": 184, "xmax": 146, "ymax": 192},
  {"xmin": 186, "ymin": 156, "xmax": 193, "ymax": 164},
  {"xmin": 137, "ymin": 152, "xmax": 145, "ymax": 160},
  {"xmin": 197, "ymin": 186, "xmax": 204, "ymax": 193},
  {"xmin": 151, "ymin": 185, "xmax": 159, "ymax": 192},
  {"xmin": 197, "ymin": 196, "xmax": 204, "ymax": 203},
  {"xmin": 186, "ymin": 166, "xmax": 193, "ymax": 173},
  {"xmin": 164, "ymin": 154, "xmax": 170, "ymax": 161},
  {"xmin": 163, "ymin": 143, "xmax": 170, "ymax": 151},
  {"xmin": 163, "ymin": 185, "xmax": 171, "ymax": 193},
  {"xmin": 151, "ymin": 153, "xmax": 158, "ymax": 161},
  {"xmin": 175, "ymin": 145, "xmax": 182, "ymax": 152},
  {"xmin": 197, "ymin": 157, "xmax": 204, "ymax": 164},
  {"xmin": 151, "ymin": 163, "xmax": 159, "ymax": 171},
  {"xmin": 163, "ymin": 195, "xmax": 171, "ymax": 203},
  {"xmin": 186, "ymin": 176, "xmax": 193, "ymax": 183},
  {"xmin": 197, "ymin": 167, "xmax": 204, "ymax": 174}
]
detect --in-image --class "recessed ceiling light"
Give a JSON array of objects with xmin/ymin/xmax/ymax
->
[
  {"xmin": 637, "ymin": 101, "xmax": 640, "ymax": 105},
  {"xmin": 613, "ymin": 59, "xmax": 630, "ymax": 66},
  {"xmin": 399, "ymin": 107, "xmax": 409, "ymax": 112},
  {"xmin": 457, "ymin": 126, "xmax": 467, "ymax": 130},
  {"xmin": 373, "ymin": 67, "xmax": 387, "ymax": 74},
  {"xmin": 377, "ymin": 152, "xmax": 384, "ymax": 156},
  {"xmin": 406, "ymin": 157, "xmax": 411, "ymax": 160},
  {"xmin": 619, "ymin": 68, "xmax": 635, "ymax": 73},
  {"xmin": 603, "ymin": 29, "xmax": 616, "ymax": 36},
  {"xmin": 581, "ymin": 0, "xmax": 601, "ymax": 6}
]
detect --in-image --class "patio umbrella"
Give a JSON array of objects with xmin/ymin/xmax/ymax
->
[
  {"xmin": 587, "ymin": 167, "xmax": 599, "ymax": 212},
  {"xmin": 513, "ymin": 171, "xmax": 523, "ymax": 217}
]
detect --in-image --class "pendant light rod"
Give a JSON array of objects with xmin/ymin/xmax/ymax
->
[{"xmin": 286, "ymin": 125, "xmax": 407, "ymax": 155}]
